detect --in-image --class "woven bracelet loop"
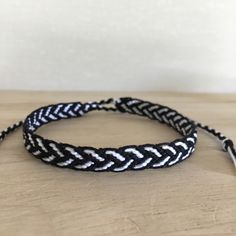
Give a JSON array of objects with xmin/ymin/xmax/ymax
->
[{"xmin": 0, "ymin": 97, "xmax": 235, "ymax": 172}]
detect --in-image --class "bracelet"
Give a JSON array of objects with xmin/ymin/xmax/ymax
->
[{"xmin": 0, "ymin": 97, "xmax": 235, "ymax": 172}]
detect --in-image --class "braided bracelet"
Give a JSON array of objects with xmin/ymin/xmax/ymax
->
[{"xmin": 0, "ymin": 97, "xmax": 235, "ymax": 172}]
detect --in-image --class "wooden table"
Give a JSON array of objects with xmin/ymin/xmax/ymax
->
[{"xmin": 0, "ymin": 91, "xmax": 235, "ymax": 236}]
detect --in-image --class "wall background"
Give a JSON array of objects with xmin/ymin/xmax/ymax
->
[{"xmin": 1, "ymin": 0, "xmax": 236, "ymax": 92}]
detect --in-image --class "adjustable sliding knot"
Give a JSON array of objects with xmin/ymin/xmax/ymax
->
[
  {"xmin": 97, "ymin": 98, "xmax": 122, "ymax": 112},
  {"xmin": 222, "ymin": 139, "xmax": 234, "ymax": 152},
  {"xmin": 222, "ymin": 139, "xmax": 236, "ymax": 168}
]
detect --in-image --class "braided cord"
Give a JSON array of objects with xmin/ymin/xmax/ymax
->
[
  {"xmin": 0, "ymin": 97, "xmax": 235, "ymax": 172},
  {"xmin": 0, "ymin": 121, "xmax": 23, "ymax": 142}
]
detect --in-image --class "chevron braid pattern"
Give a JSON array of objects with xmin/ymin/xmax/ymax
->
[
  {"xmin": 20, "ymin": 97, "xmax": 197, "ymax": 172},
  {"xmin": 1, "ymin": 97, "xmax": 236, "ymax": 171}
]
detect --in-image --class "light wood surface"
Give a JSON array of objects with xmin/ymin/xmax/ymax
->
[{"xmin": 0, "ymin": 91, "xmax": 235, "ymax": 236}]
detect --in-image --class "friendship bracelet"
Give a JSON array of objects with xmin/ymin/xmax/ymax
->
[{"xmin": 0, "ymin": 97, "xmax": 235, "ymax": 172}]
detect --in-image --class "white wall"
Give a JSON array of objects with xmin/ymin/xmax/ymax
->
[{"xmin": 1, "ymin": 0, "xmax": 236, "ymax": 92}]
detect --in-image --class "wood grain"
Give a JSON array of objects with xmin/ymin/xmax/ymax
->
[{"xmin": 0, "ymin": 91, "xmax": 235, "ymax": 236}]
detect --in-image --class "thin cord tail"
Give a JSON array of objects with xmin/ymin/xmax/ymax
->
[
  {"xmin": 196, "ymin": 122, "xmax": 236, "ymax": 169},
  {"xmin": 0, "ymin": 121, "xmax": 23, "ymax": 143},
  {"xmin": 223, "ymin": 139, "xmax": 236, "ymax": 169}
]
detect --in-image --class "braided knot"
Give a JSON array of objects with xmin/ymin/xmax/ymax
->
[{"xmin": 21, "ymin": 97, "xmax": 198, "ymax": 172}]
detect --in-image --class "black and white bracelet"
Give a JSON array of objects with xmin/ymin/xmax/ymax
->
[{"xmin": 0, "ymin": 97, "xmax": 235, "ymax": 172}]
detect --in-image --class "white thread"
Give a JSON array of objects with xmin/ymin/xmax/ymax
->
[
  {"xmin": 127, "ymin": 100, "xmax": 139, "ymax": 106},
  {"xmin": 32, "ymin": 150, "xmax": 41, "ymax": 155},
  {"xmin": 148, "ymin": 105, "xmax": 160, "ymax": 112},
  {"xmin": 182, "ymin": 128, "xmax": 186, "ymax": 135},
  {"xmin": 35, "ymin": 121, "xmax": 40, "ymax": 127},
  {"xmin": 65, "ymin": 147, "xmax": 83, "ymax": 160},
  {"xmin": 134, "ymin": 158, "xmax": 152, "ymax": 169},
  {"xmin": 74, "ymin": 104, "xmax": 81, "ymax": 112},
  {"xmin": 58, "ymin": 113, "xmax": 67, "ymax": 118},
  {"xmin": 95, "ymin": 161, "xmax": 114, "ymax": 171},
  {"xmin": 168, "ymin": 153, "xmax": 182, "ymax": 166},
  {"xmin": 75, "ymin": 161, "xmax": 94, "ymax": 169},
  {"xmin": 173, "ymin": 115, "xmax": 181, "ymax": 122},
  {"xmin": 33, "ymin": 112, "xmax": 37, "ymax": 125},
  {"xmin": 125, "ymin": 148, "xmax": 144, "ymax": 158},
  {"xmin": 84, "ymin": 149, "xmax": 105, "ymax": 162},
  {"xmin": 166, "ymin": 111, "xmax": 176, "ymax": 118},
  {"xmin": 176, "ymin": 123, "xmax": 181, "ymax": 132},
  {"xmin": 162, "ymin": 116, "xmax": 169, "ymax": 124},
  {"xmin": 114, "ymin": 159, "xmax": 134, "ymax": 172},
  {"xmin": 175, "ymin": 142, "xmax": 188, "ymax": 150},
  {"xmin": 42, "ymin": 155, "xmax": 56, "ymax": 162},
  {"xmin": 64, "ymin": 104, "xmax": 73, "ymax": 112},
  {"xmin": 179, "ymin": 119, "xmax": 187, "ymax": 126},
  {"xmin": 186, "ymin": 137, "xmax": 195, "ymax": 143},
  {"xmin": 41, "ymin": 117, "xmax": 48, "ymax": 123},
  {"xmin": 133, "ymin": 107, "xmax": 143, "ymax": 115},
  {"xmin": 84, "ymin": 104, "xmax": 90, "ymax": 112},
  {"xmin": 105, "ymin": 150, "xmax": 125, "ymax": 161},
  {"xmin": 54, "ymin": 104, "xmax": 63, "ymax": 114},
  {"xmin": 181, "ymin": 148, "xmax": 193, "ymax": 160},
  {"xmin": 153, "ymin": 156, "xmax": 171, "ymax": 167},
  {"xmin": 28, "ymin": 133, "xmax": 35, "ymax": 147},
  {"xmin": 185, "ymin": 124, "xmax": 192, "ymax": 131},
  {"xmin": 153, "ymin": 112, "xmax": 162, "ymax": 121},
  {"xmin": 144, "ymin": 147, "xmax": 162, "ymax": 157},
  {"xmin": 49, "ymin": 143, "xmax": 64, "ymax": 157},
  {"xmin": 143, "ymin": 109, "xmax": 153, "ymax": 119},
  {"xmin": 36, "ymin": 138, "xmax": 48, "ymax": 152},
  {"xmin": 162, "ymin": 145, "xmax": 177, "ymax": 155},
  {"xmin": 169, "ymin": 119, "xmax": 175, "ymax": 128},
  {"xmin": 91, "ymin": 103, "xmax": 98, "ymax": 108},
  {"xmin": 49, "ymin": 114, "xmax": 57, "ymax": 120},
  {"xmin": 138, "ymin": 102, "xmax": 149, "ymax": 109},
  {"xmin": 121, "ymin": 104, "xmax": 131, "ymax": 112},
  {"xmin": 57, "ymin": 158, "xmax": 74, "ymax": 167},
  {"xmin": 45, "ymin": 106, "xmax": 52, "ymax": 117},
  {"xmin": 38, "ymin": 109, "xmax": 44, "ymax": 120},
  {"xmin": 78, "ymin": 110, "xmax": 84, "ymax": 116},
  {"xmin": 68, "ymin": 111, "xmax": 76, "ymax": 117},
  {"xmin": 158, "ymin": 108, "xmax": 168, "ymax": 114}
]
